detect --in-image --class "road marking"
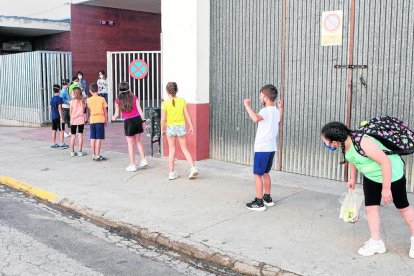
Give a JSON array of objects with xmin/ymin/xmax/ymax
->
[{"xmin": 0, "ymin": 176, "xmax": 59, "ymax": 202}]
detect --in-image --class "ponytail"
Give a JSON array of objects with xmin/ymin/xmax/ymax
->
[
  {"xmin": 321, "ymin": 122, "xmax": 352, "ymax": 164},
  {"xmin": 166, "ymin": 82, "xmax": 178, "ymax": 107}
]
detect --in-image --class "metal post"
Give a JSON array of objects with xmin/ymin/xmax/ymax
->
[
  {"xmin": 107, "ymin": 51, "xmax": 113, "ymax": 122},
  {"xmin": 344, "ymin": 0, "xmax": 356, "ymax": 181}
]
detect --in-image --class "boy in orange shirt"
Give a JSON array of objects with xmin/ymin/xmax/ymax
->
[{"xmin": 86, "ymin": 83, "xmax": 108, "ymax": 161}]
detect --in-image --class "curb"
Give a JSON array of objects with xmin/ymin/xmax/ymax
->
[
  {"xmin": 0, "ymin": 176, "xmax": 60, "ymax": 202},
  {"xmin": 0, "ymin": 177, "xmax": 298, "ymax": 276}
]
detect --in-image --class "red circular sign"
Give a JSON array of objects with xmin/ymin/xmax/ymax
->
[
  {"xmin": 129, "ymin": 59, "xmax": 149, "ymax": 80},
  {"xmin": 324, "ymin": 14, "xmax": 341, "ymax": 32}
]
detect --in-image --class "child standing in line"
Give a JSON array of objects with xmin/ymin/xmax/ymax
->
[
  {"xmin": 321, "ymin": 122, "xmax": 414, "ymax": 258},
  {"xmin": 97, "ymin": 70, "xmax": 108, "ymax": 104},
  {"xmin": 60, "ymin": 79, "xmax": 71, "ymax": 138},
  {"xmin": 69, "ymin": 87, "xmax": 87, "ymax": 157},
  {"xmin": 161, "ymin": 82, "xmax": 198, "ymax": 180},
  {"xmin": 69, "ymin": 76, "xmax": 80, "ymax": 97},
  {"xmin": 112, "ymin": 81, "xmax": 148, "ymax": 172},
  {"xmin": 77, "ymin": 71, "xmax": 88, "ymax": 97},
  {"xmin": 243, "ymin": 84, "xmax": 281, "ymax": 211},
  {"xmin": 86, "ymin": 83, "xmax": 108, "ymax": 161},
  {"xmin": 50, "ymin": 84, "xmax": 68, "ymax": 149}
]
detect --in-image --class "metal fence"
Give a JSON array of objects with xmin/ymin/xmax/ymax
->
[
  {"xmin": 0, "ymin": 51, "xmax": 72, "ymax": 125},
  {"xmin": 106, "ymin": 51, "xmax": 162, "ymax": 120},
  {"xmin": 210, "ymin": 0, "xmax": 414, "ymax": 192}
]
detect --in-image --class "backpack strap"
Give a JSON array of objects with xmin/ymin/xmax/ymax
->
[
  {"xmin": 350, "ymin": 131, "xmax": 368, "ymax": 157},
  {"xmin": 351, "ymin": 130, "xmax": 397, "ymax": 157}
]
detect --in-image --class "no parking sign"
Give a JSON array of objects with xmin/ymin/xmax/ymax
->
[
  {"xmin": 321, "ymin": 10, "xmax": 343, "ymax": 46},
  {"xmin": 129, "ymin": 59, "xmax": 149, "ymax": 80}
]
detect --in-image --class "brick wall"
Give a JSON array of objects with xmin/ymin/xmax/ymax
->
[
  {"xmin": 34, "ymin": 32, "xmax": 71, "ymax": 51},
  {"xmin": 70, "ymin": 4, "xmax": 161, "ymax": 86}
]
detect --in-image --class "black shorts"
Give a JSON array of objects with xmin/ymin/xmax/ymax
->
[
  {"xmin": 52, "ymin": 118, "xmax": 65, "ymax": 131},
  {"xmin": 70, "ymin": 124, "xmax": 85, "ymax": 135},
  {"xmin": 363, "ymin": 176, "xmax": 410, "ymax": 209},
  {"xmin": 124, "ymin": 116, "xmax": 144, "ymax": 136},
  {"xmin": 62, "ymin": 108, "xmax": 70, "ymax": 127}
]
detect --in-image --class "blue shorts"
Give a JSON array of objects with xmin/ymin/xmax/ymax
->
[
  {"xmin": 253, "ymin": 152, "xmax": 275, "ymax": 175},
  {"xmin": 90, "ymin": 123, "xmax": 105, "ymax": 140},
  {"xmin": 166, "ymin": 125, "xmax": 186, "ymax": 137}
]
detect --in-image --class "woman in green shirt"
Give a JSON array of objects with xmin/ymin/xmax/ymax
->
[{"xmin": 321, "ymin": 122, "xmax": 414, "ymax": 258}]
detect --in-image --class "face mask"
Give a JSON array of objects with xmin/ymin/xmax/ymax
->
[
  {"xmin": 74, "ymin": 82, "xmax": 79, "ymax": 85},
  {"xmin": 78, "ymin": 75, "xmax": 82, "ymax": 80},
  {"xmin": 323, "ymin": 142, "xmax": 337, "ymax": 151},
  {"xmin": 99, "ymin": 74, "xmax": 104, "ymax": 79},
  {"xmin": 260, "ymin": 98, "xmax": 266, "ymax": 106}
]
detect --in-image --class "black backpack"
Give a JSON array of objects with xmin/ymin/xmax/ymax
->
[{"xmin": 350, "ymin": 116, "xmax": 414, "ymax": 157}]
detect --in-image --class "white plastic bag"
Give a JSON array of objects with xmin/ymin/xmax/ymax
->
[{"xmin": 339, "ymin": 189, "xmax": 364, "ymax": 223}]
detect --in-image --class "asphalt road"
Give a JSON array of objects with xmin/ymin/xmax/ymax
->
[{"xmin": 0, "ymin": 186, "xmax": 229, "ymax": 276}]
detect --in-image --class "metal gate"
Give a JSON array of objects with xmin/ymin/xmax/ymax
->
[
  {"xmin": 0, "ymin": 51, "xmax": 72, "ymax": 126},
  {"xmin": 210, "ymin": 0, "xmax": 414, "ymax": 192},
  {"xmin": 106, "ymin": 51, "xmax": 162, "ymax": 119}
]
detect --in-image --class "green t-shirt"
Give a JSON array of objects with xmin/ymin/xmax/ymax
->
[
  {"xmin": 69, "ymin": 83, "xmax": 80, "ymax": 95},
  {"xmin": 345, "ymin": 136, "xmax": 404, "ymax": 183}
]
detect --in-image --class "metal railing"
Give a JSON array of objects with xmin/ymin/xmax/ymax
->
[{"xmin": 0, "ymin": 51, "xmax": 72, "ymax": 125}]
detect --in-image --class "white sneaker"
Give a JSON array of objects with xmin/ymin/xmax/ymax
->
[
  {"xmin": 77, "ymin": 151, "xmax": 87, "ymax": 157},
  {"xmin": 188, "ymin": 167, "xmax": 199, "ymax": 179},
  {"xmin": 126, "ymin": 164, "xmax": 138, "ymax": 172},
  {"xmin": 169, "ymin": 171, "xmax": 178, "ymax": 180},
  {"xmin": 410, "ymin": 236, "xmax": 414, "ymax": 259},
  {"xmin": 139, "ymin": 158, "xmax": 148, "ymax": 168},
  {"xmin": 64, "ymin": 132, "xmax": 71, "ymax": 138},
  {"xmin": 358, "ymin": 238, "xmax": 386, "ymax": 256}
]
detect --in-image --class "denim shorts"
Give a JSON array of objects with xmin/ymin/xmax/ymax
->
[{"xmin": 166, "ymin": 125, "xmax": 186, "ymax": 137}]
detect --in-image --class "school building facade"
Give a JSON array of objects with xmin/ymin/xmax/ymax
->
[{"xmin": 1, "ymin": 0, "xmax": 414, "ymax": 191}]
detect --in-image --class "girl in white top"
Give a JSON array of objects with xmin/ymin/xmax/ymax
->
[{"xmin": 97, "ymin": 70, "xmax": 108, "ymax": 103}]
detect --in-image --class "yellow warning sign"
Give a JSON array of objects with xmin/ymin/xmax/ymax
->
[{"xmin": 321, "ymin": 10, "xmax": 343, "ymax": 46}]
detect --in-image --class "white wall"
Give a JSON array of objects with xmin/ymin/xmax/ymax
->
[{"xmin": 161, "ymin": 0, "xmax": 209, "ymax": 104}]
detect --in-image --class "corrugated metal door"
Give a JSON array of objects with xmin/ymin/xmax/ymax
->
[
  {"xmin": 210, "ymin": 0, "xmax": 283, "ymax": 166},
  {"xmin": 210, "ymin": 0, "xmax": 414, "ymax": 191},
  {"xmin": 350, "ymin": 0, "xmax": 414, "ymax": 191},
  {"xmin": 40, "ymin": 51, "xmax": 72, "ymax": 123},
  {"xmin": 281, "ymin": 0, "xmax": 351, "ymax": 181}
]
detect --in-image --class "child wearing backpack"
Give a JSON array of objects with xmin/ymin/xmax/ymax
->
[{"xmin": 321, "ymin": 121, "xmax": 414, "ymax": 258}]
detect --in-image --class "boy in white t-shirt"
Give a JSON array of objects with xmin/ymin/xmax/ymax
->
[{"xmin": 243, "ymin": 84, "xmax": 282, "ymax": 211}]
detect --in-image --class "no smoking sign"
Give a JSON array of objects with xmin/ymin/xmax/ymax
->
[{"xmin": 129, "ymin": 59, "xmax": 149, "ymax": 80}]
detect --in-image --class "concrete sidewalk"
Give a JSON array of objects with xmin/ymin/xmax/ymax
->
[{"xmin": 1, "ymin": 126, "xmax": 414, "ymax": 275}]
